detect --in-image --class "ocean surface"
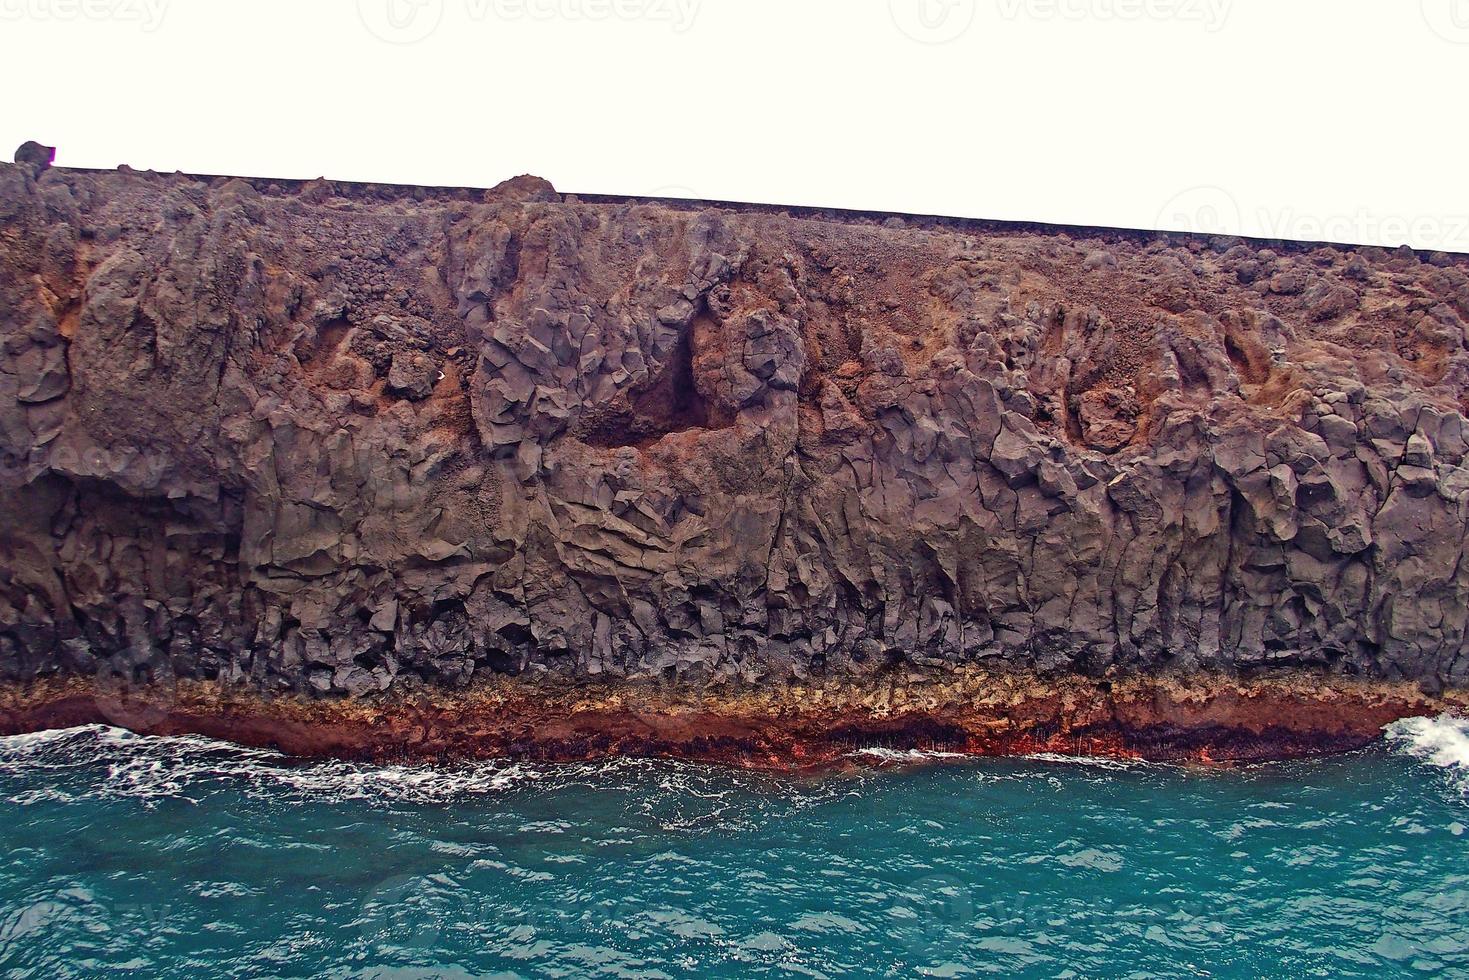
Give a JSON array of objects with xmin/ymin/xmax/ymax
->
[{"xmin": 2, "ymin": 720, "xmax": 1468, "ymax": 978}]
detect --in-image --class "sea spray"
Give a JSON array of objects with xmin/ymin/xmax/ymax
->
[{"xmin": 1385, "ymin": 714, "xmax": 1469, "ymax": 791}]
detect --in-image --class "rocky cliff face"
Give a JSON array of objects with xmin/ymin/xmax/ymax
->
[{"xmin": 4, "ymin": 158, "xmax": 1469, "ymax": 710}]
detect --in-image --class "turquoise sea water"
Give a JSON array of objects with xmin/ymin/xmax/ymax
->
[{"xmin": 1, "ymin": 721, "xmax": 1468, "ymax": 978}]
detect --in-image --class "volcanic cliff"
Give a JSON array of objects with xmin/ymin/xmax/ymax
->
[{"xmin": 3, "ymin": 151, "xmax": 1468, "ymax": 764}]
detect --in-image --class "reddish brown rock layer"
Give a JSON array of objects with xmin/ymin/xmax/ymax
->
[{"xmin": 0, "ymin": 673, "xmax": 1455, "ymax": 770}]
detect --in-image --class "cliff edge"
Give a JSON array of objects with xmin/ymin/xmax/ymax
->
[{"xmin": 3, "ymin": 155, "xmax": 1468, "ymax": 763}]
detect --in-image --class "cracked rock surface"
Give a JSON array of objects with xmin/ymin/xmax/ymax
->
[{"xmin": 3, "ymin": 163, "xmax": 1469, "ymax": 702}]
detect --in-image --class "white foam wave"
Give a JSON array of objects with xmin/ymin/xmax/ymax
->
[
  {"xmin": 0, "ymin": 726, "xmax": 88, "ymax": 752},
  {"xmin": 0, "ymin": 726, "xmax": 846, "ymax": 824},
  {"xmin": 852, "ymin": 747, "xmax": 970, "ymax": 764},
  {"xmin": 1023, "ymin": 752, "xmax": 1148, "ymax": 771},
  {"xmin": 848, "ymin": 746, "xmax": 1160, "ymax": 772},
  {"xmin": 1385, "ymin": 715, "xmax": 1469, "ymax": 791},
  {"xmin": 0, "ymin": 725, "xmax": 560, "ymax": 806}
]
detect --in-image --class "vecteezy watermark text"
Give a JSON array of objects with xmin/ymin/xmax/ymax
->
[
  {"xmin": 1157, "ymin": 186, "xmax": 1469, "ymax": 251},
  {"xmin": 358, "ymin": 0, "xmax": 699, "ymax": 44},
  {"xmin": 0, "ymin": 0, "xmax": 168, "ymax": 31},
  {"xmin": 1256, "ymin": 208, "xmax": 1469, "ymax": 251},
  {"xmin": 889, "ymin": 0, "xmax": 979, "ymax": 44}
]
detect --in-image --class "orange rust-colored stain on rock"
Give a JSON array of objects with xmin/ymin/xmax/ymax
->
[{"xmin": 0, "ymin": 672, "xmax": 1454, "ymax": 771}]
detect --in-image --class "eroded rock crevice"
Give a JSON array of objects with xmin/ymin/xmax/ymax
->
[
  {"xmin": 2, "ymin": 163, "xmax": 1469, "ymax": 707},
  {"xmin": 578, "ymin": 323, "xmax": 726, "ymax": 448}
]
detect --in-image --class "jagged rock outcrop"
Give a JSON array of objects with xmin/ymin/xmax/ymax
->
[{"xmin": 4, "ymin": 159, "xmax": 1469, "ymax": 710}]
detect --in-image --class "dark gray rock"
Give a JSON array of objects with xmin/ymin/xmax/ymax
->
[
  {"xmin": 13, "ymin": 142, "xmax": 54, "ymax": 169},
  {"xmin": 387, "ymin": 352, "xmax": 439, "ymax": 401},
  {"xmin": 2, "ymin": 164, "xmax": 1469, "ymax": 698}
]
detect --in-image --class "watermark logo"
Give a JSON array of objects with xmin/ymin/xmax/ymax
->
[
  {"xmin": 357, "ymin": 0, "xmax": 445, "ymax": 44},
  {"xmin": 643, "ymin": 183, "xmax": 704, "ymax": 200},
  {"xmin": 0, "ymin": 0, "xmax": 169, "ymax": 31},
  {"xmin": 1256, "ymin": 208, "xmax": 1469, "ymax": 250},
  {"xmin": 0, "ymin": 894, "xmax": 170, "ymax": 948},
  {"xmin": 1422, "ymin": 0, "xmax": 1469, "ymax": 43},
  {"xmin": 93, "ymin": 657, "xmax": 176, "ymax": 731},
  {"xmin": 995, "ymin": 0, "xmax": 1232, "ymax": 31},
  {"xmin": 0, "ymin": 444, "xmax": 171, "ymax": 493},
  {"xmin": 889, "ymin": 0, "xmax": 977, "ymax": 44},
  {"xmin": 1156, "ymin": 185, "xmax": 1243, "ymax": 236},
  {"xmin": 0, "ymin": 899, "xmax": 71, "ymax": 945},
  {"xmin": 889, "ymin": 873, "xmax": 975, "ymax": 957},
  {"xmin": 359, "ymin": 875, "xmax": 453, "ymax": 952},
  {"xmin": 1156, "ymin": 185, "xmax": 1469, "ymax": 250}
]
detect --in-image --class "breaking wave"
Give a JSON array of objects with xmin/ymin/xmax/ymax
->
[
  {"xmin": 0, "ymin": 726, "xmax": 843, "ymax": 828},
  {"xmin": 0, "ymin": 726, "xmax": 557, "ymax": 806},
  {"xmin": 851, "ymin": 746, "xmax": 969, "ymax": 763},
  {"xmin": 1022, "ymin": 752, "xmax": 1150, "ymax": 771},
  {"xmin": 1385, "ymin": 714, "xmax": 1469, "ymax": 791},
  {"xmin": 10, "ymin": 717, "xmax": 1462, "ymax": 813}
]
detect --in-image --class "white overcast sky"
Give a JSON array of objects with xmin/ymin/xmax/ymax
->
[{"xmin": 2, "ymin": 0, "xmax": 1467, "ymax": 250}]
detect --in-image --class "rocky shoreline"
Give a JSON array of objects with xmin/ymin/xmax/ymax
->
[
  {"xmin": 0, "ymin": 671, "xmax": 1455, "ymax": 769},
  {"xmin": 4, "ymin": 153, "xmax": 1469, "ymax": 762}
]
